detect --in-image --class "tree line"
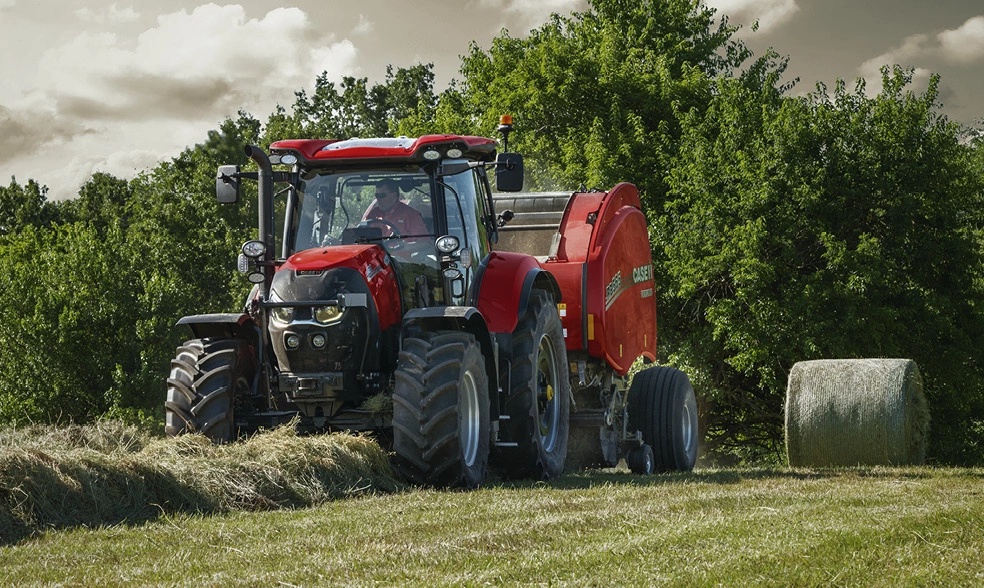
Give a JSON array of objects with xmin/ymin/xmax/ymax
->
[{"xmin": 1, "ymin": 0, "xmax": 982, "ymax": 464}]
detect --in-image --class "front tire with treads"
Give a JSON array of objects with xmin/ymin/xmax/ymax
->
[
  {"xmin": 165, "ymin": 338, "xmax": 255, "ymax": 443},
  {"xmin": 392, "ymin": 331, "xmax": 490, "ymax": 488},
  {"xmin": 497, "ymin": 289, "xmax": 570, "ymax": 480}
]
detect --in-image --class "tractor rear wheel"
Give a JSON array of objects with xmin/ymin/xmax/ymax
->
[
  {"xmin": 392, "ymin": 331, "xmax": 490, "ymax": 488},
  {"xmin": 497, "ymin": 289, "xmax": 570, "ymax": 480},
  {"xmin": 165, "ymin": 338, "xmax": 255, "ymax": 443},
  {"xmin": 627, "ymin": 366, "xmax": 698, "ymax": 472}
]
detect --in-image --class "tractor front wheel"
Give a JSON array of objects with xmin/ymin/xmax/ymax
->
[
  {"xmin": 392, "ymin": 331, "xmax": 490, "ymax": 488},
  {"xmin": 165, "ymin": 338, "xmax": 255, "ymax": 443},
  {"xmin": 497, "ymin": 289, "xmax": 570, "ymax": 480}
]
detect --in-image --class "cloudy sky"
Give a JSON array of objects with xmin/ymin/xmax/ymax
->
[{"xmin": 1, "ymin": 0, "xmax": 983, "ymax": 200}]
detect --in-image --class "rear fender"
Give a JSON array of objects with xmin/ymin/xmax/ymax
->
[
  {"xmin": 402, "ymin": 307, "xmax": 500, "ymax": 419},
  {"xmin": 475, "ymin": 251, "xmax": 561, "ymax": 334}
]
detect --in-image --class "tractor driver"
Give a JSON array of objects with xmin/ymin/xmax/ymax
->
[{"xmin": 361, "ymin": 179, "xmax": 428, "ymax": 238}]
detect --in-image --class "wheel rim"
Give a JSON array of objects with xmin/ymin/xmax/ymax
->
[
  {"xmin": 681, "ymin": 399, "xmax": 695, "ymax": 455},
  {"xmin": 535, "ymin": 333, "xmax": 560, "ymax": 452},
  {"xmin": 461, "ymin": 369, "xmax": 480, "ymax": 467}
]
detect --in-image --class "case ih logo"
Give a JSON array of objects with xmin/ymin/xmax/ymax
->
[
  {"xmin": 606, "ymin": 264, "xmax": 655, "ymax": 309},
  {"xmin": 605, "ymin": 271, "xmax": 622, "ymax": 307},
  {"xmin": 632, "ymin": 264, "xmax": 653, "ymax": 284}
]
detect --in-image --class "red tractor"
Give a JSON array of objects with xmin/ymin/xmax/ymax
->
[{"xmin": 165, "ymin": 119, "xmax": 698, "ymax": 487}]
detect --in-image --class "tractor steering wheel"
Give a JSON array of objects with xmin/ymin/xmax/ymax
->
[{"xmin": 359, "ymin": 218, "xmax": 402, "ymax": 238}]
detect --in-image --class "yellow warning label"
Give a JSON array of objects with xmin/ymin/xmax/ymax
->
[{"xmin": 557, "ymin": 303, "xmax": 567, "ymax": 317}]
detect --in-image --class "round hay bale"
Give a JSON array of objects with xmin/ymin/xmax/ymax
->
[{"xmin": 785, "ymin": 359, "xmax": 929, "ymax": 467}]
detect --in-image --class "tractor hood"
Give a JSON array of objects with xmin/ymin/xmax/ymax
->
[{"xmin": 276, "ymin": 244, "xmax": 402, "ymax": 331}]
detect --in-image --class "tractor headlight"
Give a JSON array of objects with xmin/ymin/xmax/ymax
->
[
  {"xmin": 271, "ymin": 306, "xmax": 294, "ymax": 325},
  {"xmin": 242, "ymin": 240, "xmax": 266, "ymax": 258},
  {"xmin": 435, "ymin": 235, "xmax": 460, "ymax": 254},
  {"xmin": 313, "ymin": 305, "xmax": 342, "ymax": 325}
]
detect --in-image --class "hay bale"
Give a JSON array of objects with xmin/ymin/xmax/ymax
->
[{"xmin": 785, "ymin": 359, "xmax": 929, "ymax": 467}]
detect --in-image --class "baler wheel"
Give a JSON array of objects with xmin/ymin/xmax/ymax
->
[
  {"xmin": 626, "ymin": 444, "xmax": 656, "ymax": 475},
  {"xmin": 497, "ymin": 289, "xmax": 570, "ymax": 479},
  {"xmin": 392, "ymin": 331, "xmax": 490, "ymax": 488},
  {"xmin": 165, "ymin": 338, "xmax": 254, "ymax": 443},
  {"xmin": 627, "ymin": 366, "xmax": 698, "ymax": 472}
]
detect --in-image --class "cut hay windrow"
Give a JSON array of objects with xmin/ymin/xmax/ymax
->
[
  {"xmin": 785, "ymin": 359, "xmax": 929, "ymax": 467},
  {"xmin": 0, "ymin": 422, "xmax": 401, "ymax": 543}
]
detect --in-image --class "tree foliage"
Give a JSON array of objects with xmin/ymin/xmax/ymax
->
[
  {"xmin": 452, "ymin": 0, "xmax": 745, "ymax": 206},
  {"xmin": 661, "ymin": 66, "xmax": 984, "ymax": 462},
  {"xmin": 263, "ymin": 65, "xmax": 438, "ymax": 143}
]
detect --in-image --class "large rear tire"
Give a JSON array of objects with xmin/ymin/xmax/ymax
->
[
  {"xmin": 165, "ymin": 338, "xmax": 255, "ymax": 443},
  {"xmin": 497, "ymin": 289, "xmax": 570, "ymax": 480},
  {"xmin": 392, "ymin": 331, "xmax": 490, "ymax": 488},
  {"xmin": 627, "ymin": 366, "xmax": 698, "ymax": 472}
]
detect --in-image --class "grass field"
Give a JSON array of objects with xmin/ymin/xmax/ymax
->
[{"xmin": 2, "ymin": 465, "xmax": 982, "ymax": 586}]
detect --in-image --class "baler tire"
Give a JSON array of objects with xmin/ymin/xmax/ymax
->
[
  {"xmin": 165, "ymin": 338, "xmax": 255, "ymax": 443},
  {"xmin": 392, "ymin": 331, "xmax": 490, "ymax": 488},
  {"xmin": 627, "ymin": 444, "xmax": 656, "ymax": 475},
  {"xmin": 627, "ymin": 366, "xmax": 698, "ymax": 472},
  {"xmin": 497, "ymin": 289, "xmax": 570, "ymax": 480}
]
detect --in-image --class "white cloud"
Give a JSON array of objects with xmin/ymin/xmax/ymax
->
[
  {"xmin": 705, "ymin": 0, "xmax": 799, "ymax": 33},
  {"xmin": 477, "ymin": 0, "xmax": 586, "ymax": 28},
  {"xmin": 34, "ymin": 5, "xmax": 359, "ymax": 124},
  {"xmin": 938, "ymin": 15, "xmax": 984, "ymax": 64},
  {"xmin": 0, "ymin": 0, "xmax": 15, "ymax": 9},
  {"xmin": 859, "ymin": 34, "xmax": 931, "ymax": 81},
  {"xmin": 353, "ymin": 14, "xmax": 373, "ymax": 35},
  {"xmin": 6, "ymin": 4, "xmax": 361, "ymax": 199},
  {"xmin": 74, "ymin": 3, "xmax": 140, "ymax": 25}
]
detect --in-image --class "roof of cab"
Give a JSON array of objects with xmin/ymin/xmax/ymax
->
[{"xmin": 269, "ymin": 134, "xmax": 497, "ymax": 164}]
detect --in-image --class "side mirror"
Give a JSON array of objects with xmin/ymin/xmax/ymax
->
[
  {"xmin": 495, "ymin": 153, "xmax": 524, "ymax": 192},
  {"xmin": 216, "ymin": 165, "xmax": 241, "ymax": 204}
]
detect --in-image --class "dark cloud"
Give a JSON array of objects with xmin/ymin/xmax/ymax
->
[
  {"xmin": 0, "ymin": 105, "xmax": 94, "ymax": 163},
  {"xmin": 52, "ymin": 74, "xmax": 238, "ymax": 121}
]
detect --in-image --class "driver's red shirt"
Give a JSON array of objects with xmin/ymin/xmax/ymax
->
[{"xmin": 361, "ymin": 200, "xmax": 428, "ymax": 237}]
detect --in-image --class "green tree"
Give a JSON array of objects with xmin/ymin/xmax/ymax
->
[
  {"xmin": 453, "ymin": 0, "xmax": 744, "ymax": 201},
  {"xmin": 0, "ymin": 178, "xmax": 58, "ymax": 235},
  {"xmin": 0, "ymin": 223, "xmax": 143, "ymax": 422},
  {"xmin": 661, "ymin": 66, "xmax": 984, "ymax": 463},
  {"xmin": 58, "ymin": 172, "xmax": 133, "ymax": 232},
  {"xmin": 263, "ymin": 65, "xmax": 440, "ymax": 143}
]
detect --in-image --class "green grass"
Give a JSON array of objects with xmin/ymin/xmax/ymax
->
[{"xmin": 2, "ymin": 466, "xmax": 982, "ymax": 586}]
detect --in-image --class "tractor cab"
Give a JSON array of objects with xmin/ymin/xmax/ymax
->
[
  {"xmin": 283, "ymin": 155, "xmax": 495, "ymax": 312},
  {"xmin": 217, "ymin": 134, "xmax": 522, "ymax": 314}
]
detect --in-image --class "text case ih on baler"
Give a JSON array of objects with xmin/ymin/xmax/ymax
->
[{"xmin": 165, "ymin": 120, "xmax": 699, "ymax": 487}]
